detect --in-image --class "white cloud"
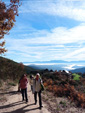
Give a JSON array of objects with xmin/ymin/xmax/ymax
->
[
  {"xmin": 63, "ymin": 47, "xmax": 85, "ymax": 60},
  {"xmin": 13, "ymin": 24, "xmax": 85, "ymax": 44},
  {"xmin": 20, "ymin": 0, "xmax": 85, "ymax": 21},
  {"xmin": 2, "ymin": 0, "xmax": 85, "ymax": 62},
  {"xmin": 5, "ymin": 23, "xmax": 85, "ymax": 62}
]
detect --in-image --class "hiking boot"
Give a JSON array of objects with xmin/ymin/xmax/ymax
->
[
  {"xmin": 26, "ymin": 99, "xmax": 28, "ymax": 103},
  {"xmin": 39, "ymin": 105, "xmax": 43, "ymax": 109}
]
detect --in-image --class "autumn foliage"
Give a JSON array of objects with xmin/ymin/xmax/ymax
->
[
  {"xmin": 0, "ymin": 0, "xmax": 20, "ymax": 54},
  {"xmin": 43, "ymin": 77, "xmax": 85, "ymax": 108}
]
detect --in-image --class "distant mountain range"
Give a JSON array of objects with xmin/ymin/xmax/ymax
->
[
  {"xmin": 28, "ymin": 64, "xmax": 64, "ymax": 71},
  {"xmin": 71, "ymin": 67, "xmax": 85, "ymax": 74},
  {"xmin": 24, "ymin": 60, "xmax": 85, "ymax": 64},
  {"xmin": 28, "ymin": 64, "xmax": 85, "ymax": 74},
  {"xmin": 23, "ymin": 60, "xmax": 85, "ymax": 74}
]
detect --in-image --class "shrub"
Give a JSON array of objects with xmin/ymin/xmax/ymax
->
[{"xmin": 72, "ymin": 73, "xmax": 80, "ymax": 81}]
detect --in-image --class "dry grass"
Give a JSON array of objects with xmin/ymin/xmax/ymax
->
[{"xmin": 42, "ymin": 90, "xmax": 85, "ymax": 113}]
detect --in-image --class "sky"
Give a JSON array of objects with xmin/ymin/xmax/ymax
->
[{"xmin": 2, "ymin": 0, "xmax": 85, "ymax": 63}]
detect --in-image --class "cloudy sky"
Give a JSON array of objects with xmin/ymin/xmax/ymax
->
[{"xmin": 3, "ymin": 0, "xmax": 85, "ymax": 63}]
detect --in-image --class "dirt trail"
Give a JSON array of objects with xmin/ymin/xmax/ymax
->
[{"xmin": 0, "ymin": 82, "xmax": 50, "ymax": 113}]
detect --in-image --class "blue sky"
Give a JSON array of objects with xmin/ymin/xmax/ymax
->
[{"xmin": 2, "ymin": 0, "xmax": 85, "ymax": 63}]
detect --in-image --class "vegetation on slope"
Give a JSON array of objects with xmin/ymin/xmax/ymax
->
[
  {"xmin": 40, "ymin": 70, "xmax": 85, "ymax": 108},
  {"xmin": 0, "ymin": 57, "xmax": 25, "ymax": 81},
  {"xmin": 0, "ymin": 56, "xmax": 35, "ymax": 82},
  {"xmin": 0, "ymin": 56, "xmax": 85, "ymax": 108}
]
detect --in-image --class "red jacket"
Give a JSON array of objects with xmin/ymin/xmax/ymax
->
[{"xmin": 20, "ymin": 77, "xmax": 28, "ymax": 89}]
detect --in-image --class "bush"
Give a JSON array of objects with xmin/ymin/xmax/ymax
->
[{"xmin": 72, "ymin": 73, "xmax": 81, "ymax": 81}]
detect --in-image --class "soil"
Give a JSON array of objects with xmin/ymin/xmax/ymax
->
[
  {"xmin": 0, "ymin": 81, "xmax": 50, "ymax": 113},
  {"xmin": 0, "ymin": 80, "xmax": 85, "ymax": 113}
]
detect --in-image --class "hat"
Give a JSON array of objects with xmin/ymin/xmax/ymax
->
[{"xmin": 36, "ymin": 73, "xmax": 40, "ymax": 77}]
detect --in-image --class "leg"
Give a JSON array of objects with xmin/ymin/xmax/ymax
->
[
  {"xmin": 38, "ymin": 90, "xmax": 42, "ymax": 108},
  {"xmin": 21, "ymin": 89, "xmax": 24, "ymax": 101},
  {"xmin": 31, "ymin": 85, "xmax": 32, "ymax": 91},
  {"xmin": 31, "ymin": 85, "xmax": 33, "ymax": 93},
  {"xmin": 34, "ymin": 91, "xmax": 37, "ymax": 104},
  {"xmin": 24, "ymin": 88, "xmax": 28, "ymax": 102}
]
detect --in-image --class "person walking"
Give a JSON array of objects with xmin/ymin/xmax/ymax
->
[
  {"xmin": 19, "ymin": 74, "xmax": 28, "ymax": 103},
  {"xmin": 18, "ymin": 74, "xmax": 23, "ymax": 92},
  {"xmin": 34, "ymin": 73, "xmax": 43, "ymax": 109},
  {"xmin": 29, "ymin": 75, "xmax": 34, "ymax": 94}
]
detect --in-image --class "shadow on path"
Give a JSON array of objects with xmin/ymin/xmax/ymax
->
[
  {"xmin": 3, "ymin": 107, "xmax": 40, "ymax": 113},
  {"xmin": 0, "ymin": 101, "xmax": 24, "ymax": 109},
  {"xmin": 0, "ymin": 91, "xmax": 20, "ymax": 95},
  {"xmin": 0, "ymin": 85, "xmax": 44, "ymax": 113},
  {"xmin": 1, "ymin": 102, "xmax": 40, "ymax": 113}
]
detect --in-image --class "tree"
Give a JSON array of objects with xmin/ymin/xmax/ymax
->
[{"xmin": 0, "ymin": 0, "xmax": 20, "ymax": 54}]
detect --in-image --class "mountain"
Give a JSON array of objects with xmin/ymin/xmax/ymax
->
[
  {"xmin": 70, "ymin": 67, "xmax": 85, "ymax": 74},
  {"xmin": 28, "ymin": 64, "xmax": 69, "ymax": 71},
  {"xmin": 27, "ymin": 63, "xmax": 85, "ymax": 71},
  {"xmin": 24, "ymin": 60, "xmax": 85, "ymax": 72},
  {"xmin": 24, "ymin": 65, "xmax": 37, "ymax": 73},
  {"xmin": 24, "ymin": 60, "xmax": 68, "ymax": 64},
  {"xmin": 24, "ymin": 60, "xmax": 85, "ymax": 64}
]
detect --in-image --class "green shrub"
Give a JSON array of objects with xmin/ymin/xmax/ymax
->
[{"xmin": 72, "ymin": 73, "xmax": 80, "ymax": 81}]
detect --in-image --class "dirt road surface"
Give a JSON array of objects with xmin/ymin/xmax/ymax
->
[{"xmin": 0, "ymin": 82, "xmax": 51, "ymax": 113}]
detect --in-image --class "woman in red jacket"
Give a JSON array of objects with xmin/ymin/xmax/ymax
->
[{"xmin": 20, "ymin": 74, "xmax": 28, "ymax": 103}]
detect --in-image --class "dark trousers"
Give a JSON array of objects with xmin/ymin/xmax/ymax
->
[
  {"xmin": 21, "ymin": 88, "xmax": 28, "ymax": 102},
  {"xmin": 34, "ymin": 90, "xmax": 42, "ymax": 107},
  {"xmin": 31, "ymin": 85, "xmax": 33, "ymax": 93}
]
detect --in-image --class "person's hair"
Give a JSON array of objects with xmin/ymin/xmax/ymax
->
[
  {"xmin": 21, "ymin": 74, "xmax": 27, "ymax": 79},
  {"xmin": 30, "ymin": 75, "xmax": 33, "ymax": 79}
]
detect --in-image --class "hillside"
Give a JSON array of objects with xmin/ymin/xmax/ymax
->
[
  {"xmin": 0, "ymin": 56, "xmax": 35, "ymax": 82},
  {"xmin": 71, "ymin": 67, "xmax": 85, "ymax": 74},
  {"xmin": 41, "ymin": 70, "xmax": 85, "ymax": 108},
  {"xmin": 0, "ymin": 57, "xmax": 85, "ymax": 112}
]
